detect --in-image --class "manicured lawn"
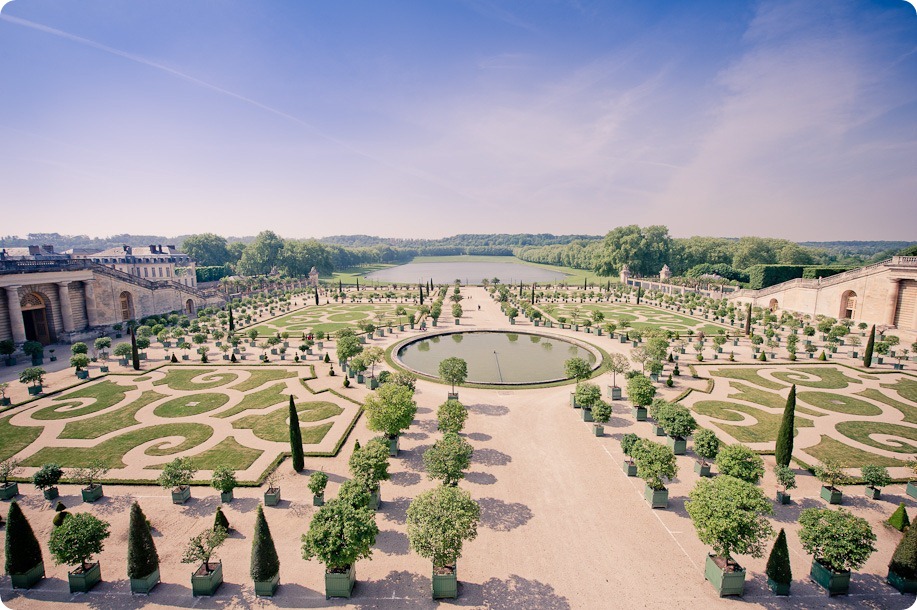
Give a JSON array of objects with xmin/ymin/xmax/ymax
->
[
  {"xmin": 856, "ymin": 388, "xmax": 917, "ymax": 424},
  {"xmin": 301, "ymin": 422, "xmax": 335, "ymax": 445},
  {"xmin": 691, "ymin": 400, "xmax": 812, "ymax": 443},
  {"xmin": 229, "ymin": 368, "xmax": 296, "ymax": 392},
  {"xmin": 804, "ymin": 434, "xmax": 906, "ymax": 468},
  {"xmin": 797, "ymin": 391, "xmax": 883, "ymax": 417},
  {"xmin": 771, "ymin": 367, "xmax": 862, "ymax": 389},
  {"xmin": 33, "ymin": 380, "xmax": 133, "ymax": 420},
  {"xmin": 145, "ymin": 436, "xmax": 263, "ymax": 471},
  {"xmin": 60, "ymin": 391, "xmax": 167, "ymax": 439},
  {"xmin": 836, "ymin": 421, "xmax": 917, "ymax": 454},
  {"xmin": 0, "ymin": 416, "xmax": 42, "ymax": 462},
  {"xmin": 154, "ymin": 393, "xmax": 230, "ymax": 418},
  {"xmin": 233, "ymin": 400, "xmax": 342, "ymax": 442},
  {"xmin": 881, "ymin": 378, "xmax": 917, "ymax": 403},
  {"xmin": 152, "ymin": 368, "xmax": 239, "ymax": 391},
  {"xmin": 709, "ymin": 368, "xmax": 786, "ymax": 390},
  {"xmin": 215, "ymin": 383, "xmax": 289, "ymax": 418},
  {"xmin": 21, "ymin": 423, "xmax": 214, "ymax": 468}
]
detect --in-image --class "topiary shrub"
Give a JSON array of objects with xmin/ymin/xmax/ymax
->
[
  {"xmin": 5, "ymin": 501, "xmax": 43, "ymax": 575},
  {"xmin": 889, "ymin": 518, "xmax": 917, "ymax": 580},
  {"xmin": 250, "ymin": 505, "xmax": 280, "ymax": 582},
  {"xmin": 715, "ymin": 444, "xmax": 764, "ymax": 484},
  {"xmin": 888, "ymin": 503, "xmax": 911, "ymax": 532},
  {"xmin": 765, "ymin": 528, "xmax": 792, "ymax": 587},
  {"xmin": 127, "ymin": 502, "xmax": 159, "ymax": 579},
  {"xmin": 214, "ymin": 506, "xmax": 230, "ymax": 532},
  {"xmin": 54, "ymin": 501, "xmax": 66, "ymax": 512},
  {"xmin": 52, "ymin": 511, "xmax": 70, "ymax": 528}
]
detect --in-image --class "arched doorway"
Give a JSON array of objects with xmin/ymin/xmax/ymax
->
[
  {"xmin": 768, "ymin": 298, "xmax": 779, "ymax": 312},
  {"xmin": 119, "ymin": 291, "xmax": 134, "ymax": 321},
  {"xmin": 840, "ymin": 290, "xmax": 857, "ymax": 320},
  {"xmin": 21, "ymin": 292, "xmax": 52, "ymax": 345},
  {"xmin": 186, "ymin": 299, "xmax": 195, "ymax": 315}
]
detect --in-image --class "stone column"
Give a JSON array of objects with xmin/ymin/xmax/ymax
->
[
  {"xmin": 57, "ymin": 282, "xmax": 75, "ymax": 332},
  {"xmin": 886, "ymin": 279, "xmax": 902, "ymax": 326},
  {"xmin": 83, "ymin": 280, "xmax": 99, "ymax": 327},
  {"xmin": 5, "ymin": 286, "xmax": 26, "ymax": 343}
]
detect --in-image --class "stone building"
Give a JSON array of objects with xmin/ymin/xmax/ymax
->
[
  {"xmin": 68, "ymin": 244, "xmax": 198, "ymax": 287},
  {"xmin": 0, "ymin": 247, "xmax": 223, "ymax": 347}
]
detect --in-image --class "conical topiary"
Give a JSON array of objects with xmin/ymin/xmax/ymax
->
[
  {"xmin": 127, "ymin": 501, "xmax": 159, "ymax": 579},
  {"xmin": 775, "ymin": 385, "xmax": 796, "ymax": 468},
  {"xmin": 889, "ymin": 518, "xmax": 917, "ymax": 580},
  {"xmin": 888, "ymin": 503, "xmax": 911, "ymax": 532},
  {"xmin": 250, "ymin": 505, "xmax": 280, "ymax": 582},
  {"xmin": 765, "ymin": 528, "xmax": 792, "ymax": 588},
  {"xmin": 758, "ymin": 351, "xmax": 767, "ymax": 362},
  {"xmin": 214, "ymin": 506, "xmax": 230, "ymax": 532},
  {"xmin": 289, "ymin": 396, "xmax": 304, "ymax": 472},
  {"xmin": 52, "ymin": 510, "xmax": 69, "ymax": 527},
  {"xmin": 54, "ymin": 501, "xmax": 66, "ymax": 512},
  {"xmin": 5, "ymin": 501, "xmax": 43, "ymax": 575}
]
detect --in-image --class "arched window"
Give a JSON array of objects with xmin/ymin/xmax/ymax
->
[
  {"xmin": 120, "ymin": 291, "xmax": 134, "ymax": 321},
  {"xmin": 840, "ymin": 291, "xmax": 857, "ymax": 320}
]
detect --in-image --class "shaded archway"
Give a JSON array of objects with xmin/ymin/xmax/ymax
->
[
  {"xmin": 840, "ymin": 290, "xmax": 857, "ymax": 320},
  {"xmin": 21, "ymin": 292, "xmax": 52, "ymax": 345},
  {"xmin": 185, "ymin": 299, "xmax": 195, "ymax": 315},
  {"xmin": 768, "ymin": 298, "xmax": 779, "ymax": 312},
  {"xmin": 119, "ymin": 291, "xmax": 135, "ymax": 321}
]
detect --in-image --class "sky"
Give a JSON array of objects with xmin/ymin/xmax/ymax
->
[{"xmin": 0, "ymin": 0, "xmax": 915, "ymax": 241}]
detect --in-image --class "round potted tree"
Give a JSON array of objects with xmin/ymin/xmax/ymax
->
[
  {"xmin": 774, "ymin": 464, "xmax": 797, "ymax": 505},
  {"xmin": 861, "ymin": 464, "xmax": 891, "ymax": 500},
  {"xmin": 32, "ymin": 463, "xmax": 63, "ymax": 500},
  {"xmin": 0, "ymin": 381, "xmax": 10, "ymax": 407},
  {"xmin": 5, "ymin": 501, "xmax": 45, "ymax": 589},
  {"xmin": 182, "ymin": 525, "xmax": 228, "ymax": 596},
  {"xmin": 621, "ymin": 433, "xmax": 641, "ymax": 477},
  {"xmin": 765, "ymin": 528, "xmax": 792, "ymax": 595},
  {"xmin": 113, "ymin": 342, "xmax": 132, "ymax": 366},
  {"xmin": 263, "ymin": 471, "xmax": 281, "ymax": 506},
  {"xmin": 73, "ymin": 459, "xmax": 109, "ymax": 503},
  {"xmin": 437, "ymin": 399, "xmax": 468, "ymax": 434},
  {"xmin": 251, "ymin": 504, "xmax": 280, "ymax": 597},
  {"xmin": 606, "ymin": 353, "xmax": 629, "ymax": 400},
  {"xmin": 693, "ymin": 429, "xmax": 719, "ymax": 477},
  {"xmin": 211, "ymin": 466, "xmax": 237, "ymax": 503},
  {"xmin": 574, "ymin": 382, "xmax": 601, "ymax": 421},
  {"xmin": 423, "ymin": 432, "xmax": 473, "ymax": 486},
  {"xmin": 627, "ymin": 374, "xmax": 656, "ymax": 421},
  {"xmin": 591, "ymin": 400, "xmax": 612, "ymax": 436},
  {"xmin": 887, "ymin": 516, "xmax": 917, "ymax": 593},
  {"xmin": 0, "ymin": 458, "xmax": 21, "ymax": 499},
  {"xmin": 19, "ymin": 367, "xmax": 45, "ymax": 396},
  {"xmin": 301, "ymin": 497, "xmax": 378, "ymax": 599},
  {"xmin": 48, "ymin": 512, "xmax": 111, "ymax": 593},
  {"xmin": 94, "ymin": 337, "xmax": 112, "ymax": 372},
  {"xmin": 70, "ymin": 353, "xmax": 91, "ymax": 379},
  {"xmin": 349, "ymin": 437, "xmax": 391, "ymax": 509},
  {"xmin": 158, "ymin": 456, "xmax": 197, "ymax": 504},
  {"xmin": 686, "ymin": 475, "xmax": 774, "ymax": 596},
  {"xmin": 363, "ymin": 382, "xmax": 417, "ymax": 456},
  {"xmin": 715, "ymin": 444, "xmax": 764, "ymax": 484},
  {"xmin": 659, "ymin": 404, "xmax": 697, "ymax": 455},
  {"xmin": 0, "ymin": 339, "xmax": 16, "ymax": 366},
  {"xmin": 814, "ymin": 459, "xmax": 848, "ymax": 505},
  {"xmin": 309, "ymin": 471, "xmax": 329, "ymax": 506},
  {"xmin": 798, "ymin": 507, "xmax": 876, "ymax": 595},
  {"xmin": 407, "ymin": 484, "xmax": 480, "ymax": 599},
  {"xmin": 439, "ymin": 357, "xmax": 468, "ymax": 401},
  {"xmin": 22, "ymin": 341, "xmax": 44, "ymax": 366},
  {"xmin": 127, "ymin": 501, "xmax": 160, "ymax": 594},
  {"xmin": 633, "ymin": 440, "xmax": 678, "ymax": 509}
]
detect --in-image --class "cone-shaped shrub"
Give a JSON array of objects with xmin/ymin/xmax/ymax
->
[
  {"xmin": 889, "ymin": 518, "xmax": 917, "ymax": 579},
  {"xmin": 54, "ymin": 501, "xmax": 66, "ymax": 512},
  {"xmin": 5, "ymin": 501, "xmax": 43, "ymax": 575},
  {"xmin": 127, "ymin": 502, "xmax": 159, "ymax": 579},
  {"xmin": 289, "ymin": 396, "xmax": 304, "ymax": 472},
  {"xmin": 765, "ymin": 529, "xmax": 792, "ymax": 586},
  {"xmin": 863, "ymin": 325, "xmax": 875, "ymax": 367},
  {"xmin": 52, "ymin": 511, "xmax": 69, "ymax": 527},
  {"xmin": 888, "ymin": 503, "xmax": 911, "ymax": 532},
  {"xmin": 250, "ymin": 505, "xmax": 280, "ymax": 582},
  {"xmin": 775, "ymin": 385, "xmax": 795, "ymax": 468},
  {"xmin": 214, "ymin": 506, "xmax": 230, "ymax": 532}
]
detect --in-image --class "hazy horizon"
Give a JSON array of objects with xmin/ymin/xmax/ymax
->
[{"xmin": 2, "ymin": 1, "xmax": 916, "ymax": 240}]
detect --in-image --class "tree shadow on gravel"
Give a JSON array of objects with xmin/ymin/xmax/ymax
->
[
  {"xmin": 464, "ymin": 471, "xmax": 497, "ymax": 485},
  {"xmin": 400, "ymin": 444, "xmax": 432, "ymax": 473},
  {"xmin": 355, "ymin": 569, "xmax": 429, "ymax": 606},
  {"xmin": 472, "ymin": 448, "xmax": 511, "ymax": 467},
  {"xmin": 382, "ymin": 496, "xmax": 411, "ymax": 525},
  {"xmin": 400, "ymin": 430, "xmax": 429, "ymax": 441},
  {"xmin": 465, "ymin": 432, "xmax": 492, "ymax": 442},
  {"xmin": 771, "ymin": 495, "xmax": 824, "ymax": 524},
  {"xmin": 468, "ymin": 403, "xmax": 509, "ymax": 417},
  {"xmin": 87, "ymin": 493, "xmax": 134, "ymax": 516},
  {"xmin": 375, "ymin": 529, "xmax": 410, "ymax": 556},
  {"xmin": 454, "ymin": 574, "xmax": 571, "ymax": 609},
  {"xmin": 744, "ymin": 571, "xmax": 914, "ymax": 610},
  {"xmin": 390, "ymin": 471, "xmax": 422, "ymax": 487},
  {"xmin": 478, "ymin": 498, "xmax": 533, "ymax": 531}
]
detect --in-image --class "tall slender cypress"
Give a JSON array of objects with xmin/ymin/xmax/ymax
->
[
  {"xmin": 531, "ymin": 283, "xmax": 536, "ymax": 304},
  {"xmin": 228, "ymin": 305, "xmax": 235, "ymax": 333},
  {"xmin": 775, "ymin": 385, "xmax": 796, "ymax": 467},
  {"xmin": 863, "ymin": 324, "xmax": 875, "ymax": 368},
  {"xmin": 338, "ymin": 279, "xmax": 342, "ymax": 293},
  {"xmin": 314, "ymin": 287, "xmax": 319, "ymax": 306},
  {"xmin": 356, "ymin": 277, "xmax": 360, "ymax": 290},
  {"xmin": 5, "ymin": 501, "xmax": 43, "ymax": 575},
  {"xmin": 127, "ymin": 501, "xmax": 159, "ymax": 579},
  {"xmin": 289, "ymin": 396, "xmax": 304, "ymax": 472},
  {"xmin": 130, "ymin": 323, "xmax": 140, "ymax": 371},
  {"xmin": 250, "ymin": 505, "xmax": 280, "ymax": 582},
  {"xmin": 765, "ymin": 528, "xmax": 792, "ymax": 588},
  {"xmin": 419, "ymin": 284, "xmax": 424, "ymax": 305},
  {"xmin": 744, "ymin": 303, "xmax": 752, "ymax": 336}
]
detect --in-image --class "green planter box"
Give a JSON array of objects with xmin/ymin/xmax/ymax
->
[
  {"xmin": 864, "ymin": 486, "xmax": 880, "ymax": 500},
  {"xmin": 10, "ymin": 562, "xmax": 44, "ymax": 589},
  {"xmin": 76, "ymin": 370, "xmax": 90, "ymax": 380},
  {"xmin": 667, "ymin": 436, "xmax": 686, "ymax": 455},
  {"xmin": 694, "ymin": 461, "xmax": 711, "ymax": 477},
  {"xmin": 313, "ymin": 492, "xmax": 325, "ymax": 506},
  {"xmin": 631, "ymin": 406, "xmax": 647, "ymax": 421},
  {"xmin": 0, "ymin": 481, "xmax": 19, "ymax": 499},
  {"xmin": 264, "ymin": 488, "xmax": 281, "ymax": 506},
  {"xmin": 820, "ymin": 486, "xmax": 842, "ymax": 505},
  {"xmin": 388, "ymin": 435, "xmax": 399, "ymax": 457},
  {"xmin": 356, "ymin": 374, "xmax": 364, "ymax": 383},
  {"xmin": 810, "ymin": 560, "xmax": 849, "ymax": 596},
  {"xmin": 192, "ymin": 562, "xmax": 223, "ymax": 597},
  {"xmin": 68, "ymin": 562, "xmax": 102, "ymax": 593},
  {"xmin": 654, "ymin": 425, "xmax": 666, "ymax": 437},
  {"xmin": 776, "ymin": 491, "xmax": 791, "ymax": 505},
  {"xmin": 907, "ymin": 481, "xmax": 917, "ymax": 499},
  {"xmin": 254, "ymin": 571, "xmax": 280, "ymax": 597},
  {"xmin": 325, "ymin": 564, "xmax": 356, "ymax": 599},
  {"xmin": 369, "ymin": 377, "xmax": 379, "ymax": 389},
  {"xmin": 220, "ymin": 490, "xmax": 234, "ymax": 503},
  {"xmin": 623, "ymin": 460, "xmax": 637, "ymax": 477},
  {"xmin": 130, "ymin": 567, "xmax": 160, "ymax": 595},
  {"xmin": 448, "ymin": 392, "xmax": 459, "ymax": 401},
  {"xmin": 43, "ymin": 487, "xmax": 59, "ymax": 501},
  {"xmin": 28, "ymin": 385, "xmax": 43, "ymax": 396},
  {"xmin": 767, "ymin": 577, "xmax": 790, "ymax": 596},
  {"xmin": 887, "ymin": 568, "xmax": 917, "ymax": 594},
  {"xmin": 581, "ymin": 408, "xmax": 594, "ymax": 422},
  {"xmin": 369, "ymin": 487, "xmax": 381, "ymax": 510},
  {"xmin": 82, "ymin": 484, "xmax": 104, "ymax": 503},
  {"xmin": 172, "ymin": 485, "xmax": 191, "ymax": 504},
  {"xmin": 593, "ymin": 424, "xmax": 604, "ymax": 436},
  {"xmin": 644, "ymin": 484, "xmax": 668, "ymax": 509},
  {"xmin": 608, "ymin": 386, "xmax": 622, "ymax": 400},
  {"xmin": 99, "ymin": 365, "xmax": 109, "ymax": 373},
  {"xmin": 705, "ymin": 554, "xmax": 746, "ymax": 597},
  {"xmin": 432, "ymin": 566, "xmax": 458, "ymax": 599}
]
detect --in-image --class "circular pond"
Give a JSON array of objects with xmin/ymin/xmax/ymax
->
[{"xmin": 395, "ymin": 331, "xmax": 600, "ymax": 385}]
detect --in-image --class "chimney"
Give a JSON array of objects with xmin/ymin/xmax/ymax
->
[
  {"xmin": 28, "ymin": 245, "xmax": 40, "ymax": 255},
  {"xmin": 123, "ymin": 245, "xmax": 132, "ymax": 255},
  {"xmin": 149, "ymin": 244, "xmax": 157, "ymax": 253},
  {"xmin": 166, "ymin": 245, "xmax": 176, "ymax": 251},
  {"xmin": 42, "ymin": 244, "xmax": 54, "ymax": 253}
]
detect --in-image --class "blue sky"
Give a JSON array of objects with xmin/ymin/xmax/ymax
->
[{"xmin": 1, "ymin": 0, "xmax": 915, "ymax": 240}]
